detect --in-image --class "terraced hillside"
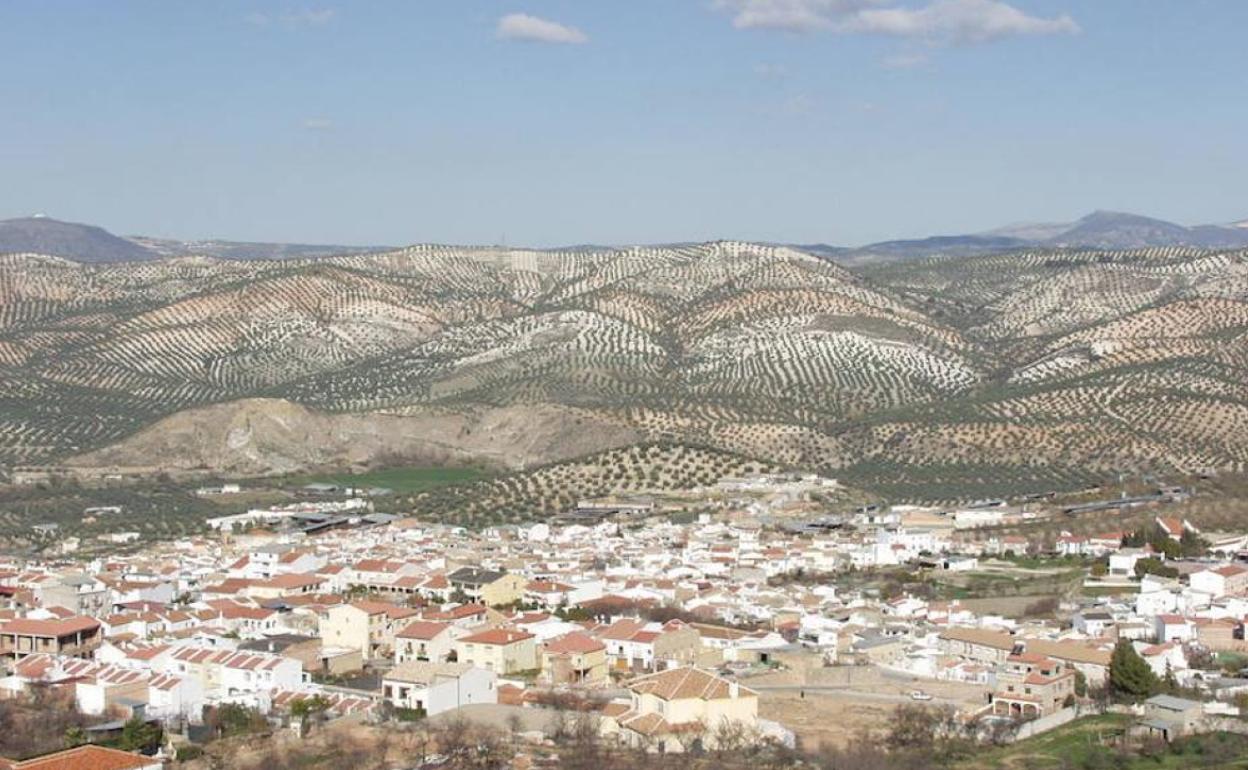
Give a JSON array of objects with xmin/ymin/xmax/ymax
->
[
  {"xmin": 853, "ymin": 246, "xmax": 1248, "ymax": 497},
  {"xmin": 3, "ymin": 242, "xmax": 1248, "ymax": 499}
]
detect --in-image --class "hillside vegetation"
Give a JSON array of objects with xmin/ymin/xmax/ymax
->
[{"xmin": 2, "ymin": 241, "xmax": 1248, "ymax": 499}]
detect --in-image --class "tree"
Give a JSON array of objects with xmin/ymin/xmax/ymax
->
[
  {"xmin": 208, "ymin": 703, "xmax": 266, "ymax": 738},
  {"xmin": 1109, "ymin": 639, "xmax": 1159, "ymax": 701},
  {"xmin": 115, "ymin": 717, "xmax": 162, "ymax": 753},
  {"xmin": 1179, "ymin": 528, "xmax": 1208, "ymax": 558},
  {"xmin": 1134, "ymin": 558, "xmax": 1178, "ymax": 579},
  {"xmin": 886, "ymin": 704, "xmax": 937, "ymax": 755},
  {"xmin": 289, "ymin": 694, "xmax": 331, "ymax": 719}
]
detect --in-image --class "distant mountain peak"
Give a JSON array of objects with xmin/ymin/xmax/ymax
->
[{"xmin": 0, "ymin": 216, "xmax": 159, "ymax": 263}]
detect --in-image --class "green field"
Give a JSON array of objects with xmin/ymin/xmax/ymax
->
[
  {"xmin": 292, "ymin": 466, "xmax": 489, "ymax": 494},
  {"xmin": 958, "ymin": 715, "xmax": 1248, "ymax": 770}
]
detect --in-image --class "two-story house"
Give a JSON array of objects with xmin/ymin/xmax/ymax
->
[
  {"xmin": 455, "ymin": 628, "xmax": 538, "ymax": 674},
  {"xmin": 604, "ymin": 667, "xmax": 759, "ymax": 753}
]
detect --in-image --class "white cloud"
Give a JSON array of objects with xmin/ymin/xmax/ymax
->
[
  {"xmin": 849, "ymin": 0, "xmax": 1079, "ymax": 44},
  {"xmin": 714, "ymin": 0, "xmax": 1078, "ymax": 44},
  {"xmin": 715, "ymin": 0, "xmax": 877, "ymax": 32},
  {"xmin": 302, "ymin": 118, "xmax": 334, "ymax": 131},
  {"xmin": 246, "ymin": 8, "xmax": 336, "ymax": 27},
  {"xmin": 496, "ymin": 13, "xmax": 588, "ymax": 44}
]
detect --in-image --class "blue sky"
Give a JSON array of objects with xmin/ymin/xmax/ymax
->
[{"xmin": 1, "ymin": 1, "xmax": 1245, "ymax": 247}]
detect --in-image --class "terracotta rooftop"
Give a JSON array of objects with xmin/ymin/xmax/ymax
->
[
  {"xmin": 627, "ymin": 666, "xmax": 755, "ymax": 701},
  {"xmin": 0, "ymin": 745, "xmax": 155, "ymax": 770},
  {"xmin": 544, "ymin": 632, "xmax": 605, "ymax": 655},
  {"xmin": 396, "ymin": 620, "xmax": 451, "ymax": 640},
  {"xmin": 460, "ymin": 628, "xmax": 533, "ymax": 646},
  {"xmin": 0, "ymin": 616, "xmax": 100, "ymax": 637}
]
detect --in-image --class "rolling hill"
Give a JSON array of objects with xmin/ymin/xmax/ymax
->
[
  {"xmin": 3, "ymin": 238, "xmax": 1248, "ymax": 500},
  {"xmin": 0, "ymin": 217, "xmax": 159, "ymax": 263},
  {"xmin": 829, "ymin": 211, "xmax": 1248, "ymax": 265}
]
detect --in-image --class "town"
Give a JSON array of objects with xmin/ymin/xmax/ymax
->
[{"xmin": 0, "ymin": 472, "xmax": 1247, "ymax": 769}]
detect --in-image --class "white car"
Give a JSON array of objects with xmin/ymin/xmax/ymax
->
[{"xmin": 909, "ymin": 690, "xmax": 933, "ymax": 701}]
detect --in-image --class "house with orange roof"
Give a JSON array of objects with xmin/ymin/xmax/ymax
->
[
  {"xmin": 161, "ymin": 646, "xmax": 302, "ymax": 702},
  {"xmin": 95, "ymin": 641, "xmax": 173, "ymax": 671},
  {"xmin": 603, "ymin": 667, "xmax": 759, "ymax": 753},
  {"xmin": 1154, "ymin": 614, "xmax": 1195, "ymax": 644},
  {"xmin": 0, "ymin": 616, "xmax": 102, "ymax": 662},
  {"xmin": 395, "ymin": 620, "xmax": 460, "ymax": 664},
  {"xmin": 1155, "ymin": 517, "xmax": 1197, "ymax": 542},
  {"xmin": 244, "ymin": 573, "xmax": 328, "ymax": 600},
  {"xmin": 455, "ymin": 628, "xmax": 538, "ymax": 675},
  {"xmin": 216, "ymin": 603, "xmax": 280, "ymax": 637},
  {"xmin": 524, "ymin": 580, "xmax": 574, "ymax": 609},
  {"xmin": 989, "ymin": 652, "xmax": 1076, "ymax": 718},
  {"xmin": 0, "ymin": 744, "xmax": 162, "ymax": 770},
  {"xmin": 1136, "ymin": 641, "xmax": 1186, "ymax": 679},
  {"xmin": 542, "ymin": 632, "xmax": 607, "ymax": 685},
  {"xmin": 1190, "ymin": 564, "xmax": 1248, "ymax": 598},
  {"xmin": 320, "ymin": 601, "xmax": 420, "ymax": 659},
  {"xmin": 7, "ymin": 653, "xmax": 203, "ymax": 723},
  {"xmin": 598, "ymin": 618, "xmax": 701, "ymax": 673},
  {"xmin": 420, "ymin": 602, "xmax": 491, "ymax": 628},
  {"xmin": 348, "ymin": 559, "xmax": 421, "ymax": 592},
  {"xmin": 1088, "ymin": 532, "xmax": 1125, "ymax": 555}
]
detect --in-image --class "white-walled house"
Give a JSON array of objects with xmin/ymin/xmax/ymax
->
[
  {"xmin": 1135, "ymin": 641, "xmax": 1187, "ymax": 679},
  {"xmin": 1153, "ymin": 615, "xmax": 1195, "ymax": 644},
  {"xmin": 1109, "ymin": 548, "xmax": 1151, "ymax": 577},
  {"xmin": 1190, "ymin": 565, "xmax": 1248, "ymax": 599},
  {"xmin": 1072, "ymin": 610, "xmax": 1115, "ymax": 637},
  {"xmin": 161, "ymin": 646, "xmax": 303, "ymax": 702},
  {"xmin": 395, "ymin": 620, "xmax": 460, "ymax": 664},
  {"xmin": 382, "ymin": 661, "xmax": 496, "ymax": 716},
  {"xmin": 146, "ymin": 671, "xmax": 205, "ymax": 722}
]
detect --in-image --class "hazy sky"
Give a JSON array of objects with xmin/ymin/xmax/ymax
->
[{"xmin": 2, "ymin": 1, "xmax": 1245, "ymax": 247}]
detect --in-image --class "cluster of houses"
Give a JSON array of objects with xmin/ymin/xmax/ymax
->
[{"xmin": 0, "ymin": 493, "xmax": 1246, "ymax": 764}]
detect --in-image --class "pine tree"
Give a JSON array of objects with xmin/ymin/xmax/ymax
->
[{"xmin": 1109, "ymin": 639, "xmax": 1159, "ymax": 701}]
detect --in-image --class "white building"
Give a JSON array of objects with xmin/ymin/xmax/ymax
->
[{"xmin": 382, "ymin": 661, "xmax": 496, "ymax": 716}]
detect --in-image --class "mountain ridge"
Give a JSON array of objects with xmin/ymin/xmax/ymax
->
[
  {"xmin": 6, "ymin": 211, "xmax": 1248, "ymax": 266},
  {"xmin": 4, "ymin": 239, "xmax": 1248, "ymax": 501}
]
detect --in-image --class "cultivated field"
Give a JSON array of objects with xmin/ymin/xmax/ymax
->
[{"xmin": 4, "ymin": 241, "xmax": 1248, "ymax": 500}]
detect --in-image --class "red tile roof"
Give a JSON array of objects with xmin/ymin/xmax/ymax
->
[
  {"xmin": 545, "ymin": 632, "xmax": 605, "ymax": 655},
  {"xmin": 0, "ymin": 745, "xmax": 155, "ymax": 770},
  {"xmin": 460, "ymin": 628, "xmax": 533, "ymax": 646},
  {"xmin": 0, "ymin": 616, "xmax": 100, "ymax": 637},
  {"xmin": 396, "ymin": 620, "xmax": 451, "ymax": 640}
]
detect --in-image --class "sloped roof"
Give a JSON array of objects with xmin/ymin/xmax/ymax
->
[
  {"xmin": 396, "ymin": 620, "xmax": 451, "ymax": 640},
  {"xmin": 0, "ymin": 745, "xmax": 154, "ymax": 770},
  {"xmin": 627, "ymin": 667, "xmax": 755, "ymax": 701},
  {"xmin": 385, "ymin": 660, "xmax": 473, "ymax": 685},
  {"xmin": 544, "ymin": 632, "xmax": 604, "ymax": 655}
]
